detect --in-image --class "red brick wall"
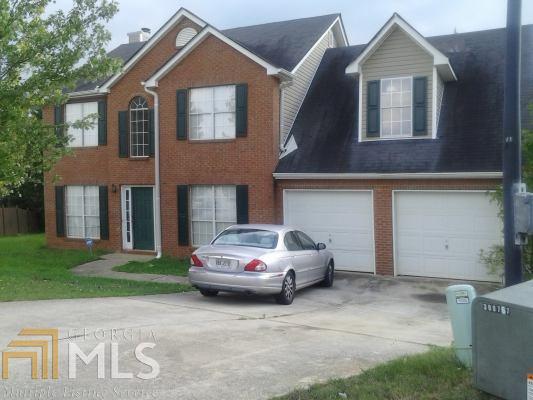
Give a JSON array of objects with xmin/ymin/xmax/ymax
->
[
  {"xmin": 275, "ymin": 179, "xmax": 501, "ymax": 276},
  {"xmin": 44, "ymin": 17, "xmax": 201, "ymax": 251},
  {"xmin": 43, "ymin": 18, "xmax": 280, "ymax": 255},
  {"xmin": 157, "ymin": 34, "xmax": 280, "ymax": 257}
]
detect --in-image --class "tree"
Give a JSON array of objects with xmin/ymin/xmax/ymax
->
[
  {"xmin": 0, "ymin": 0, "xmax": 120, "ymax": 196},
  {"xmin": 480, "ymin": 113, "xmax": 533, "ymax": 281}
]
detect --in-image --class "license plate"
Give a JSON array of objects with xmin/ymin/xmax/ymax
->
[{"xmin": 212, "ymin": 258, "xmax": 237, "ymax": 271}]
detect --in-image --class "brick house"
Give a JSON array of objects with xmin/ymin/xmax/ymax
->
[{"xmin": 44, "ymin": 8, "xmax": 533, "ymax": 282}]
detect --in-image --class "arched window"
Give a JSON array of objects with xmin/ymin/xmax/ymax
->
[
  {"xmin": 176, "ymin": 27, "xmax": 197, "ymax": 47},
  {"xmin": 129, "ymin": 96, "xmax": 149, "ymax": 157}
]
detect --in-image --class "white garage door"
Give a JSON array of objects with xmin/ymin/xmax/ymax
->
[
  {"xmin": 394, "ymin": 191, "xmax": 502, "ymax": 281},
  {"xmin": 283, "ymin": 190, "xmax": 374, "ymax": 272}
]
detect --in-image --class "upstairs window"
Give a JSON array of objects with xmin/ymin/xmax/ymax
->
[
  {"xmin": 189, "ymin": 86, "xmax": 236, "ymax": 140},
  {"xmin": 380, "ymin": 77, "xmax": 412, "ymax": 138},
  {"xmin": 65, "ymin": 102, "xmax": 98, "ymax": 147},
  {"xmin": 129, "ymin": 96, "xmax": 149, "ymax": 157}
]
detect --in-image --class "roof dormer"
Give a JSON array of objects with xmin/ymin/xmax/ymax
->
[{"xmin": 346, "ymin": 13, "xmax": 457, "ymax": 141}]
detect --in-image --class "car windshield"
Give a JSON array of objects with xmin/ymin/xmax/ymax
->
[{"xmin": 212, "ymin": 229, "xmax": 279, "ymax": 249}]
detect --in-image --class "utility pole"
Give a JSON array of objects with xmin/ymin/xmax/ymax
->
[{"xmin": 502, "ymin": 0, "xmax": 523, "ymax": 286}]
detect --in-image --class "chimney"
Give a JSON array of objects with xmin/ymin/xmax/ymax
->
[{"xmin": 128, "ymin": 27, "xmax": 151, "ymax": 43}]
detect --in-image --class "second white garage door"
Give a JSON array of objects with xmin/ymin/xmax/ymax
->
[
  {"xmin": 283, "ymin": 190, "xmax": 374, "ymax": 272},
  {"xmin": 394, "ymin": 191, "xmax": 502, "ymax": 282}
]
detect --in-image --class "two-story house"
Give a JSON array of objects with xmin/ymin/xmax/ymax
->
[{"xmin": 44, "ymin": 8, "xmax": 533, "ymax": 282}]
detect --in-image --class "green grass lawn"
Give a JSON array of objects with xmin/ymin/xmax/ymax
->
[
  {"xmin": 0, "ymin": 234, "xmax": 192, "ymax": 302},
  {"xmin": 275, "ymin": 347, "xmax": 497, "ymax": 400},
  {"xmin": 113, "ymin": 256, "xmax": 189, "ymax": 276}
]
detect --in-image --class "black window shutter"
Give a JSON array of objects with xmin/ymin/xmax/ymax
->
[
  {"xmin": 177, "ymin": 185, "xmax": 189, "ymax": 246},
  {"xmin": 55, "ymin": 186, "xmax": 65, "ymax": 237},
  {"xmin": 235, "ymin": 84, "xmax": 248, "ymax": 137},
  {"xmin": 176, "ymin": 90, "xmax": 188, "ymax": 140},
  {"xmin": 98, "ymin": 100, "xmax": 107, "ymax": 146},
  {"xmin": 236, "ymin": 185, "xmax": 249, "ymax": 224},
  {"xmin": 54, "ymin": 105, "xmax": 64, "ymax": 140},
  {"xmin": 99, "ymin": 186, "xmax": 109, "ymax": 240},
  {"xmin": 413, "ymin": 77, "xmax": 427, "ymax": 135},
  {"xmin": 148, "ymin": 108, "xmax": 155, "ymax": 156},
  {"xmin": 367, "ymin": 80, "xmax": 380, "ymax": 137},
  {"xmin": 118, "ymin": 110, "xmax": 129, "ymax": 157}
]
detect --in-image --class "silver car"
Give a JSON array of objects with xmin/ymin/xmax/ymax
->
[{"xmin": 188, "ymin": 224, "xmax": 334, "ymax": 305}]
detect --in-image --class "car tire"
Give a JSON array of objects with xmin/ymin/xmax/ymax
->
[
  {"xmin": 199, "ymin": 289, "xmax": 219, "ymax": 297},
  {"xmin": 321, "ymin": 262, "xmax": 334, "ymax": 287},
  {"xmin": 276, "ymin": 272, "xmax": 295, "ymax": 305}
]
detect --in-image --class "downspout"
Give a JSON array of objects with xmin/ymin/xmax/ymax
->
[
  {"xmin": 143, "ymin": 84, "xmax": 162, "ymax": 259},
  {"xmin": 278, "ymin": 79, "xmax": 293, "ymax": 153}
]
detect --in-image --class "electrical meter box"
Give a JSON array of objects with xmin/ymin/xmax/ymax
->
[{"xmin": 472, "ymin": 280, "xmax": 533, "ymax": 399}]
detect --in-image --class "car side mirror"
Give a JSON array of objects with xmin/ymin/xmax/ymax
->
[{"xmin": 316, "ymin": 243, "xmax": 326, "ymax": 251}]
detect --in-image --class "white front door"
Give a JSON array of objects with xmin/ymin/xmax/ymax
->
[
  {"xmin": 121, "ymin": 186, "xmax": 133, "ymax": 250},
  {"xmin": 283, "ymin": 190, "xmax": 375, "ymax": 272},
  {"xmin": 394, "ymin": 191, "xmax": 502, "ymax": 281}
]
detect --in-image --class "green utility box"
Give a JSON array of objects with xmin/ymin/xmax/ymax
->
[{"xmin": 473, "ymin": 280, "xmax": 533, "ymax": 399}]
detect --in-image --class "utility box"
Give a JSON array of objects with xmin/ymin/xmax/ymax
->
[
  {"xmin": 446, "ymin": 284, "xmax": 476, "ymax": 367},
  {"xmin": 473, "ymin": 280, "xmax": 533, "ymax": 399}
]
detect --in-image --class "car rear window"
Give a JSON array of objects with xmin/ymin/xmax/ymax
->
[{"xmin": 212, "ymin": 229, "xmax": 279, "ymax": 249}]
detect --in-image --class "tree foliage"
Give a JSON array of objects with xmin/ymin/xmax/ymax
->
[
  {"xmin": 480, "ymin": 118, "xmax": 533, "ymax": 281},
  {"xmin": 0, "ymin": 0, "xmax": 120, "ymax": 195}
]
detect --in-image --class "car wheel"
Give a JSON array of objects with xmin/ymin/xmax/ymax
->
[
  {"xmin": 199, "ymin": 289, "xmax": 219, "ymax": 297},
  {"xmin": 321, "ymin": 262, "xmax": 334, "ymax": 287},
  {"xmin": 276, "ymin": 272, "xmax": 295, "ymax": 305}
]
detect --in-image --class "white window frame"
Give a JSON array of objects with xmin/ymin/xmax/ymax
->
[
  {"xmin": 189, "ymin": 85, "xmax": 236, "ymax": 141},
  {"xmin": 379, "ymin": 76, "xmax": 413, "ymax": 139},
  {"xmin": 65, "ymin": 102, "xmax": 98, "ymax": 147},
  {"xmin": 190, "ymin": 185, "xmax": 237, "ymax": 247},
  {"xmin": 129, "ymin": 96, "xmax": 150, "ymax": 158},
  {"xmin": 65, "ymin": 186, "xmax": 100, "ymax": 239}
]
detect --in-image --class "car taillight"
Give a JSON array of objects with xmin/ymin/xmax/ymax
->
[
  {"xmin": 191, "ymin": 255, "xmax": 204, "ymax": 267},
  {"xmin": 244, "ymin": 259, "xmax": 267, "ymax": 272}
]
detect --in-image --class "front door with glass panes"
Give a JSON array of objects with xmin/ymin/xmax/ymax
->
[{"xmin": 121, "ymin": 186, "xmax": 155, "ymax": 251}]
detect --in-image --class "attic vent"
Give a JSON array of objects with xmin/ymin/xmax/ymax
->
[{"xmin": 176, "ymin": 27, "xmax": 197, "ymax": 47}]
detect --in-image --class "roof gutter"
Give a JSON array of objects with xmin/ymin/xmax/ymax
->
[
  {"xmin": 142, "ymin": 83, "xmax": 162, "ymax": 259},
  {"xmin": 67, "ymin": 88, "xmax": 108, "ymax": 99},
  {"xmin": 273, "ymin": 172, "xmax": 503, "ymax": 180}
]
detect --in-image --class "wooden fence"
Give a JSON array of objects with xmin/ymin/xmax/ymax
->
[{"xmin": 0, "ymin": 207, "xmax": 41, "ymax": 236}]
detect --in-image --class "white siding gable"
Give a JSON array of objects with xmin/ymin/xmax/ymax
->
[{"xmin": 280, "ymin": 29, "xmax": 337, "ymax": 144}]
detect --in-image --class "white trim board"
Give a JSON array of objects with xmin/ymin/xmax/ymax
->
[
  {"xmin": 273, "ymin": 172, "xmax": 502, "ymax": 180},
  {"xmin": 345, "ymin": 13, "xmax": 457, "ymax": 82},
  {"xmin": 145, "ymin": 25, "xmax": 293, "ymax": 88}
]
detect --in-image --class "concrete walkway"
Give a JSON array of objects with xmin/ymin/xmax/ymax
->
[{"xmin": 72, "ymin": 253, "xmax": 189, "ymax": 283}]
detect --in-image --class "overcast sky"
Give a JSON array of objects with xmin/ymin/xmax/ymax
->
[{"xmin": 51, "ymin": 0, "xmax": 533, "ymax": 50}]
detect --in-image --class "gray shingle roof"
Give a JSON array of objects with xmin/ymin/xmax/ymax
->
[
  {"xmin": 222, "ymin": 14, "xmax": 339, "ymax": 71},
  {"xmin": 72, "ymin": 13, "xmax": 339, "ymax": 92},
  {"xmin": 275, "ymin": 25, "xmax": 533, "ymax": 174},
  {"xmin": 73, "ymin": 42, "xmax": 145, "ymax": 92}
]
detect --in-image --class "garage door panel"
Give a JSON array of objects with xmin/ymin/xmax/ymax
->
[
  {"xmin": 284, "ymin": 191, "xmax": 374, "ymax": 273},
  {"xmin": 395, "ymin": 192, "xmax": 502, "ymax": 282},
  {"xmin": 335, "ymin": 250, "xmax": 373, "ymax": 271}
]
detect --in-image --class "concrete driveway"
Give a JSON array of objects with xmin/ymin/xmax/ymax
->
[{"xmin": 0, "ymin": 273, "xmax": 495, "ymax": 400}]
